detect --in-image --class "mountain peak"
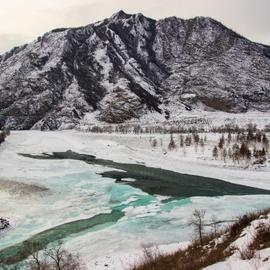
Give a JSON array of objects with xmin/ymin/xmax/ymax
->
[
  {"xmin": 111, "ymin": 10, "xmax": 130, "ymax": 19},
  {"xmin": 0, "ymin": 12, "xmax": 270, "ymax": 130},
  {"xmin": 110, "ymin": 10, "xmax": 153, "ymax": 23}
]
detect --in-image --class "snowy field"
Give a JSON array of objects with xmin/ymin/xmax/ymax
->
[
  {"xmin": 0, "ymin": 130, "xmax": 269, "ymax": 269},
  {"xmin": 80, "ymin": 111, "xmax": 270, "ymax": 132}
]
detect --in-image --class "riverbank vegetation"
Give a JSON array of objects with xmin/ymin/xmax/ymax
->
[
  {"xmin": 132, "ymin": 208, "xmax": 270, "ymax": 270},
  {"xmin": 78, "ymin": 122, "xmax": 270, "ymax": 134},
  {"xmin": 0, "ymin": 242, "xmax": 85, "ymax": 270},
  {"xmin": 149, "ymin": 124, "xmax": 269, "ymax": 167}
]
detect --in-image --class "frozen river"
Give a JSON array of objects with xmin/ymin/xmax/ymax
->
[{"xmin": 0, "ymin": 131, "xmax": 269, "ymax": 267}]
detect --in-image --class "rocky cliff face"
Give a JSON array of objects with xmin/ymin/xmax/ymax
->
[{"xmin": 0, "ymin": 11, "xmax": 270, "ymax": 130}]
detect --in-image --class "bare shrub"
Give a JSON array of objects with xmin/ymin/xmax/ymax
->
[{"xmin": 238, "ymin": 248, "xmax": 255, "ymax": 260}]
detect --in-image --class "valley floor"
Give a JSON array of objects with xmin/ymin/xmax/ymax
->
[{"xmin": 0, "ymin": 130, "xmax": 269, "ymax": 269}]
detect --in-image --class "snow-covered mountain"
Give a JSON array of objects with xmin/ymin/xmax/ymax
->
[{"xmin": 0, "ymin": 10, "xmax": 270, "ymax": 130}]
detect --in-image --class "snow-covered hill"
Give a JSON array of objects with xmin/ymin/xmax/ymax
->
[{"xmin": 1, "ymin": 11, "xmax": 270, "ymax": 130}]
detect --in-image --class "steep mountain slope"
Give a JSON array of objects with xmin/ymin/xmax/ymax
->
[{"xmin": 0, "ymin": 11, "xmax": 270, "ymax": 130}]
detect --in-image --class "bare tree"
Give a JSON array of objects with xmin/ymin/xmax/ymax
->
[
  {"xmin": 168, "ymin": 134, "xmax": 177, "ymax": 150},
  {"xmin": 44, "ymin": 242, "xmax": 84, "ymax": 270},
  {"xmin": 218, "ymin": 134, "xmax": 225, "ymax": 149},
  {"xmin": 192, "ymin": 133, "xmax": 200, "ymax": 145},
  {"xmin": 151, "ymin": 138, "xmax": 157, "ymax": 148},
  {"xmin": 212, "ymin": 146, "xmax": 218, "ymax": 160},
  {"xmin": 222, "ymin": 148, "xmax": 227, "ymax": 163},
  {"xmin": 227, "ymin": 132, "xmax": 232, "ymax": 144},
  {"xmin": 189, "ymin": 209, "xmax": 206, "ymax": 245},
  {"xmin": 185, "ymin": 135, "xmax": 192, "ymax": 146},
  {"xmin": 232, "ymin": 144, "xmax": 240, "ymax": 164},
  {"xmin": 180, "ymin": 135, "xmax": 184, "ymax": 148},
  {"xmin": 262, "ymin": 134, "xmax": 269, "ymax": 151},
  {"xmin": 210, "ymin": 215, "xmax": 220, "ymax": 237},
  {"xmin": 12, "ymin": 242, "xmax": 86, "ymax": 270},
  {"xmin": 199, "ymin": 138, "xmax": 205, "ymax": 154},
  {"xmin": 25, "ymin": 241, "xmax": 49, "ymax": 270}
]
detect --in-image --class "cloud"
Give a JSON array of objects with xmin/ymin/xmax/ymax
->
[{"xmin": 0, "ymin": 0, "xmax": 269, "ymax": 53}]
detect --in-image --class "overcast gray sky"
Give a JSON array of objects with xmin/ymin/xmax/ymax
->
[{"xmin": 0, "ymin": 0, "xmax": 270, "ymax": 53}]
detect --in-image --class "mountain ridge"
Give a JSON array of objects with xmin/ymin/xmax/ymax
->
[{"xmin": 0, "ymin": 11, "xmax": 270, "ymax": 130}]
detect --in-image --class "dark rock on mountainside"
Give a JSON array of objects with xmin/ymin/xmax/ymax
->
[{"xmin": 0, "ymin": 11, "xmax": 270, "ymax": 130}]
